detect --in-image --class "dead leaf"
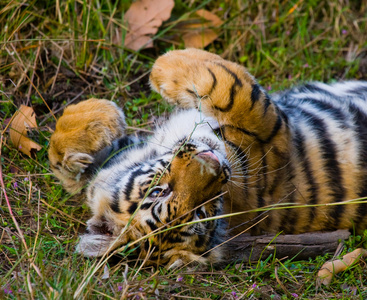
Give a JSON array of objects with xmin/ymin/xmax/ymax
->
[
  {"xmin": 182, "ymin": 9, "xmax": 223, "ymax": 49},
  {"xmin": 195, "ymin": 9, "xmax": 222, "ymax": 26},
  {"xmin": 123, "ymin": 0, "xmax": 175, "ymax": 51},
  {"xmin": 9, "ymin": 105, "xmax": 42, "ymax": 157},
  {"xmin": 317, "ymin": 248, "xmax": 367, "ymax": 286}
]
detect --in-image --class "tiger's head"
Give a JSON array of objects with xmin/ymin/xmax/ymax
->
[{"xmin": 76, "ymin": 113, "xmax": 231, "ymax": 268}]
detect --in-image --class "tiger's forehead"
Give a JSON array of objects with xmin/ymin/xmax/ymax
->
[{"xmin": 98, "ymin": 148, "xmax": 173, "ymax": 185}]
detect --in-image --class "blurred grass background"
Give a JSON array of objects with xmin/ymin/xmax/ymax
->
[{"xmin": 1, "ymin": 0, "xmax": 367, "ymax": 298}]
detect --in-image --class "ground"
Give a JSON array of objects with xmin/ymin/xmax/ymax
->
[{"xmin": 1, "ymin": 0, "xmax": 367, "ymax": 299}]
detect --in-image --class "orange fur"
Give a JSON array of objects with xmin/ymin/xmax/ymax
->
[{"xmin": 48, "ymin": 98, "xmax": 126, "ymax": 193}]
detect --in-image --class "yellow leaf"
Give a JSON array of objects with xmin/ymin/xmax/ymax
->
[{"xmin": 9, "ymin": 105, "xmax": 42, "ymax": 157}]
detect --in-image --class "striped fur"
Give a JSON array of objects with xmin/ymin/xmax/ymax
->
[{"xmin": 49, "ymin": 49, "xmax": 367, "ymax": 267}]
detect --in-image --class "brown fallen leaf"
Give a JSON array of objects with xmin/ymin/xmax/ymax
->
[
  {"xmin": 123, "ymin": 0, "xmax": 175, "ymax": 51},
  {"xmin": 9, "ymin": 105, "xmax": 42, "ymax": 157},
  {"xmin": 317, "ymin": 248, "xmax": 367, "ymax": 286},
  {"xmin": 182, "ymin": 9, "xmax": 223, "ymax": 48}
]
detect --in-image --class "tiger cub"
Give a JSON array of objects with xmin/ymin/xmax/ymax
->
[{"xmin": 49, "ymin": 49, "xmax": 367, "ymax": 268}]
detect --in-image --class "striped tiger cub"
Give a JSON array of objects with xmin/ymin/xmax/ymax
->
[{"xmin": 49, "ymin": 48, "xmax": 367, "ymax": 268}]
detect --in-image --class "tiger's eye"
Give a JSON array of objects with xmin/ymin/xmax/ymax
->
[
  {"xmin": 196, "ymin": 209, "xmax": 206, "ymax": 219},
  {"xmin": 148, "ymin": 187, "xmax": 170, "ymax": 198}
]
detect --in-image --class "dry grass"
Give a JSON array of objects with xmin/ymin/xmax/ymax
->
[{"xmin": 1, "ymin": 0, "xmax": 367, "ymax": 298}]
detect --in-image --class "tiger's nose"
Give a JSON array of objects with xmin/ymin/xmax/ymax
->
[
  {"xmin": 196, "ymin": 150, "xmax": 220, "ymax": 163},
  {"xmin": 195, "ymin": 151, "xmax": 221, "ymax": 173}
]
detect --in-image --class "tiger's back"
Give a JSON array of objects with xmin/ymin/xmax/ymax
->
[{"xmin": 256, "ymin": 82, "xmax": 367, "ymax": 234}]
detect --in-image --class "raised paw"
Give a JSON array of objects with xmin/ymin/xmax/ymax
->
[
  {"xmin": 49, "ymin": 98, "xmax": 126, "ymax": 193},
  {"xmin": 150, "ymin": 49, "xmax": 224, "ymax": 109}
]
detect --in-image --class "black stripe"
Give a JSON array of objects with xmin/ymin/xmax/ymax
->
[
  {"xmin": 263, "ymin": 93, "xmax": 271, "ymax": 115},
  {"xmin": 207, "ymin": 67, "xmax": 217, "ymax": 95},
  {"xmin": 279, "ymin": 109, "xmax": 289, "ymax": 127},
  {"xmin": 186, "ymin": 88, "xmax": 198, "ymax": 97},
  {"xmin": 146, "ymin": 219, "xmax": 158, "ymax": 231},
  {"xmin": 264, "ymin": 114, "xmax": 283, "ymax": 143},
  {"xmin": 349, "ymin": 103, "xmax": 367, "ymax": 225},
  {"xmin": 257, "ymin": 194, "xmax": 265, "ymax": 208},
  {"xmin": 151, "ymin": 206, "xmax": 161, "ymax": 223},
  {"xmin": 219, "ymin": 102, "xmax": 283, "ymax": 144},
  {"xmin": 280, "ymin": 97, "xmax": 348, "ymax": 126},
  {"xmin": 212, "ymin": 63, "xmax": 243, "ymax": 112},
  {"xmin": 293, "ymin": 127, "xmax": 319, "ymax": 230},
  {"xmin": 347, "ymin": 85, "xmax": 367, "ymax": 97},
  {"xmin": 157, "ymin": 204, "xmax": 162, "ymax": 215},
  {"xmin": 117, "ymin": 136, "xmax": 136, "ymax": 150},
  {"xmin": 141, "ymin": 202, "xmax": 153, "ymax": 210},
  {"xmin": 124, "ymin": 167, "xmax": 150, "ymax": 201},
  {"xmin": 301, "ymin": 83, "xmax": 338, "ymax": 98},
  {"xmin": 144, "ymin": 240, "xmax": 150, "ymax": 251},
  {"xmin": 220, "ymin": 124, "xmax": 258, "ymax": 140},
  {"xmin": 250, "ymin": 83, "xmax": 261, "ymax": 109},
  {"xmin": 215, "ymin": 63, "xmax": 243, "ymax": 87},
  {"xmin": 282, "ymin": 188, "xmax": 297, "ymax": 234},
  {"xmin": 165, "ymin": 203, "xmax": 172, "ymax": 223},
  {"xmin": 128, "ymin": 202, "xmax": 138, "ymax": 214},
  {"xmin": 110, "ymin": 196, "xmax": 121, "ymax": 213},
  {"xmin": 213, "ymin": 81, "xmax": 237, "ymax": 112},
  {"xmin": 300, "ymin": 110, "xmax": 346, "ymax": 228},
  {"xmin": 110, "ymin": 170, "xmax": 128, "ymax": 213}
]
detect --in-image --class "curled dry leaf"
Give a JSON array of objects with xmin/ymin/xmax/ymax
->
[
  {"xmin": 123, "ymin": 0, "xmax": 175, "ymax": 51},
  {"xmin": 317, "ymin": 248, "xmax": 367, "ymax": 286},
  {"xmin": 9, "ymin": 105, "xmax": 42, "ymax": 157},
  {"xmin": 182, "ymin": 9, "xmax": 223, "ymax": 49}
]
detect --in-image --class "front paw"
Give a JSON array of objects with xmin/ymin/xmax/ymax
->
[{"xmin": 49, "ymin": 98, "xmax": 126, "ymax": 192}]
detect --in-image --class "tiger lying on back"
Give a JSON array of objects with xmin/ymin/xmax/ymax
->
[{"xmin": 49, "ymin": 49, "xmax": 367, "ymax": 268}]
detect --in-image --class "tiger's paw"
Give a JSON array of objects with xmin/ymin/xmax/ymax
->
[
  {"xmin": 150, "ymin": 49, "xmax": 224, "ymax": 109},
  {"xmin": 49, "ymin": 98, "xmax": 126, "ymax": 193}
]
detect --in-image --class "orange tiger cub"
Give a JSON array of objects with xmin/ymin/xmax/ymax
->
[{"xmin": 49, "ymin": 49, "xmax": 367, "ymax": 268}]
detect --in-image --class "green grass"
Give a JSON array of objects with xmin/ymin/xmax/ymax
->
[{"xmin": 1, "ymin": 0, "xmax": 367, "ymax": 298}]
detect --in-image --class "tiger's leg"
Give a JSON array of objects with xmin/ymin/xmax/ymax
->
[
  {"xmin": 48, "ymin": 98, "xmax": 127, "ymax": 194},
  {"xmin": 150, "ymin": 49, "xmax": 288, "ymax": 144},
  {"xmin": 150, "ymin": 49, "xmax": 292, "ymax": 234}
]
